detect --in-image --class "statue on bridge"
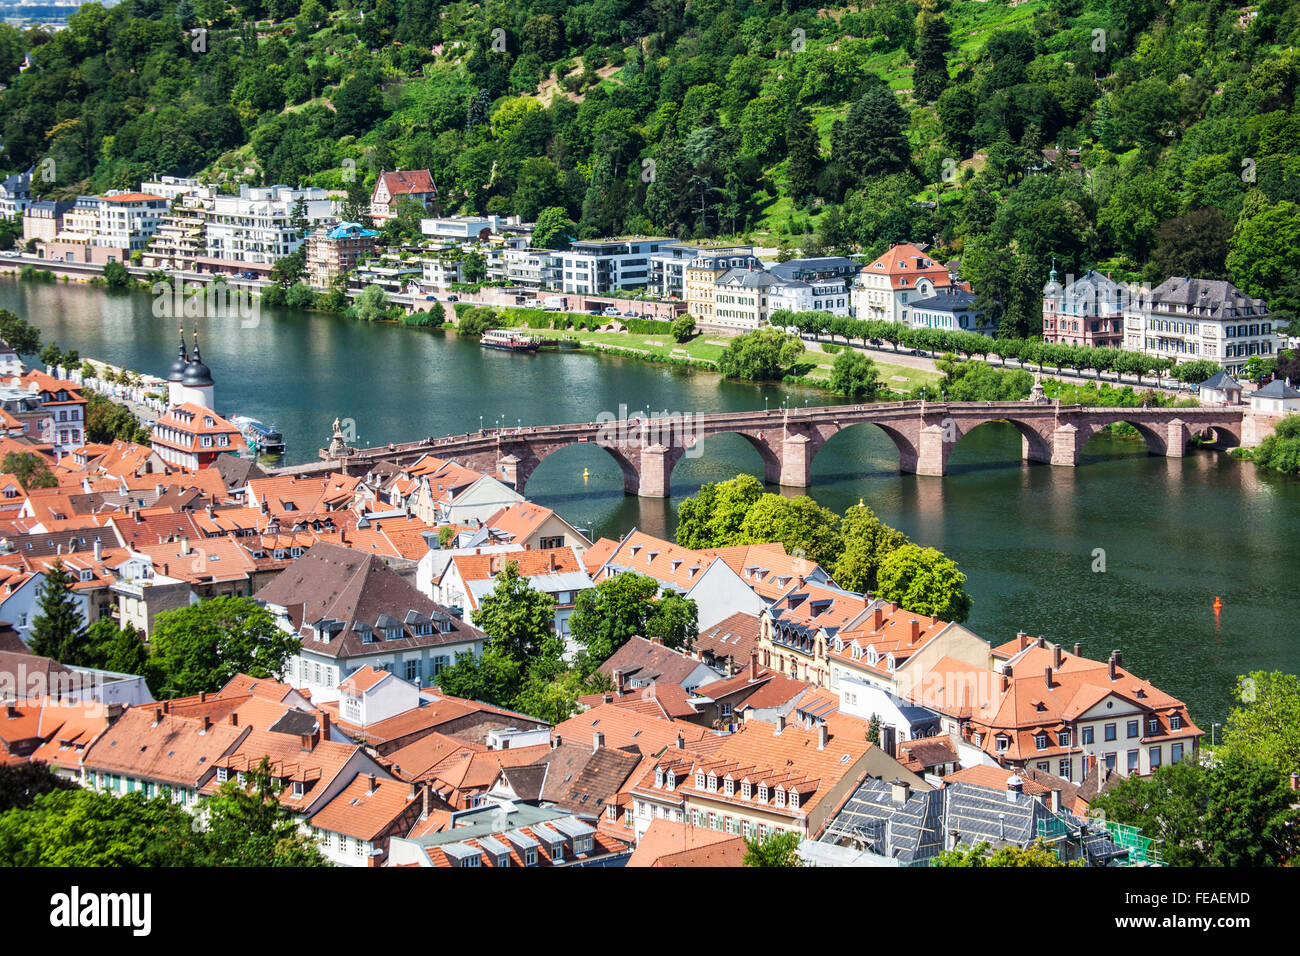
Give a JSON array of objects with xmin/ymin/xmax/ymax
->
[{"xmin": 1029, "ymin": 371, "xmax": 1048, "ymax": 404}]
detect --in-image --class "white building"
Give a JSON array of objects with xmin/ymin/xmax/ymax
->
[
  {"xmin": 0, "ymin": 167, "xmax": 33, "ymax": 219},
  {"xmin": 851, "ymin": 243, "xmax": 961, "ymax": 326},
  {"xmin": 1123, "ymin": 277, "xmax": 1283, "ymax": 376},
  {"xmin": 1249, "ymin": 378, "xmax": 1300, "ymax": 414},
  {"xmin": 650, "ymin": 241, "xmax": 758, "ymax": 299},
  {"xmin": 95, "ymin": 192, "xmax": 169, "ymax": 251},
  {"xmin": 203, "ymin": 184, "xmax": 334, "ymax": 269},
  {"xmin": 420, "ymin": 215, "xmax": 507, "ymax": 240},
  {"xmin": 766, "ymin": 257, "xmax": 858, "ymax": 317},
  {"xmin": 553, "ymin": 238, "xmax": 670, "ymax": 295}
]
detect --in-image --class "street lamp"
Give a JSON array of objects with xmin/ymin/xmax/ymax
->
[
  {"xmin": 1212, "ymin": 722, "xmax": 1221, "ymax": 747},
  {"xmin": 765, "ymin": 396, "xmax": 769, "ymax": 412}
]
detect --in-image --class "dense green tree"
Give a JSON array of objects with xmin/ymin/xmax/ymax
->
[
  {"xmin": 204, "ymin": 757, "xmax": 329, "ymax": 866},
  {"xmin": 474, "ymin": 561, "xmax": 559, "ymax": 663},
  {"xmin": 0, "ymin": 789, "xmax": 204, "ymax": 867},
  {"xmin": 533, "ymin": 206, "xmax": 575, "ymax": 250},
  {"xmin": 0, "ymin": 310, "xmax": 41, "ymax": 355},
  {"xmin": 833, "ymin": 503, "xmax": 911, "ymax": 594},
  {"xmin": 1151, "ymin": 208, "xmax": 1233, "ymax": 281},
  {"xmin": 717, "ymin": 328, "xmax": 804, "ymax": 382},
  {"xmin": 102, "ymin": 261, "xmax": 130, "ymax": 288},
  {"xmin": 743, "ymin": 830, "xmax": 803, "ymax": 867},
  {"xmin": 932, "ymin": 840, "xmax": 1076, "ymax": 867},
  {"xmin": 27, "ymin": 562, "xmax": 88, "ymax": 664},
  {"xmin": 913, "ymin": 12, "xmax": 952, "ymax": 103},
  {"xmin": 435, "ymin": 648, "xmax": 523, "ymax": 706},
  {"xmin": 568, "ymin": 572, "xmax": 697, "ymax": 664},
  {"xmin": 674, "ymin": 475, "xmax": 765, "ymax": 550},
  {"xmin": 351, "ymin": 284, "xmax": 390, "ymax": 323},
  {"xmin": 1228, "ymin": 196, "xmax": 1300, "ymax": 305},
  {"xmin": 2, "ymin": 451, "xmax": 57, "ymax": 490},
  {"xmin": 670, "ymin": 314, "xmax": 695, "ymax": 343},
  {"xmin": 1252, "ymin": 413, "xmax": 1300, "ymax": 475},
  {"xmin": 1221, "ymin": 671, "xmax": 1300, "ymax": 773},
  {"xmin": 828, "ymin": 349, "xmax": 884, "ymax": 399},
  {"xmin": 1093, "ymin": 750, "xmax": 1299, "ymax": 867},
  {"xmin": 832, "ymin": 81, "xmax": 912, "ymax": 186},
  {"xmin": 876, "ymin": 544, "xmax": 972, "ymax": 622},
  {"xmin": 146, "ymin": 596, "xmax": 299, "ymax": 698},
  {"xmin": 0, "ymin": 763, "xmax": 77, "ymax": 813},
  {"xmin": 737, "ymin": 495, "xmax": 843, "ymax": 570}
]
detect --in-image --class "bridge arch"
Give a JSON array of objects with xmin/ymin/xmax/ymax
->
[
  {"xmin": 515, "ymin": 440, "xmax": 642, "ymax": 496},
  {"xmin": 1192, "ymin": 422, "xmax": 1242, "ymax": 448},
  {"xmin": 671, "ymin": 429, "xmax": 782, "ymax": 490},
  {"xmin": 807, "ymin": 420, "xmax": 921, "ymax": 476},
  {"xmin": 1075, "ymin": 419, "xmax": 1168, "ymax": 456},
  {"xmin": 948, "ymin": 416, "xmax": 1055, "ymax": 468}
]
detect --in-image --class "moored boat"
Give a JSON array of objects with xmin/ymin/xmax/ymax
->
[
  {"xmin": 479, "ymin": 329, "xmax": 540, "ymax": 352},
  {"xmin": 230, "ymin": 415, "xmax": 286, "ymax": 455}
]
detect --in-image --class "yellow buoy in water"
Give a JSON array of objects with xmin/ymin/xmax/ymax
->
[
  {"xmin": 583, "ymin": 467, "xmax": 589, "ymax": 480},
  {"xmin": 859, "ymin": 498, "xmax": 865, "ymax": 508}
]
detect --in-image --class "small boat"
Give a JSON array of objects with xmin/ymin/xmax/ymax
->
[
  {"xmin": 230, "ymin": 415, "xmax": 286, "ymax": 456},
  {"xmin": 480, "ymin": 329, "xmax": 540, "ymax": 353}
]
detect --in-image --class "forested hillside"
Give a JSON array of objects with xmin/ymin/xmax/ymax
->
[{"xmin": 2, "ymin": 0, "xmax": 1299, "ymax": 335}]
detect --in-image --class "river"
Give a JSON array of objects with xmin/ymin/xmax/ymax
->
[{"xmin": 5, "ymin": 277, "xmax": 1297, "ymax": 728}]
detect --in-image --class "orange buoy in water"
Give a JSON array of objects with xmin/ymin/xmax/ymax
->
[{"xmin": 1213, "ymin": 596, "xmax": 1223, "ymax": 612}]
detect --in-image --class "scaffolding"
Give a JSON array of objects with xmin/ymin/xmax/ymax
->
[{"xmin": 1098, "ymin": 820, "xmax": 1163, "ymax": 865}]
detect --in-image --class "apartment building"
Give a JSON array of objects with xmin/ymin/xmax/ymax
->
[
  {"xmin": 911, "ymin": 287, "xmax": 991, "ymax": 335},
  {"xmin": 553, "ymin": 237, "xmax": 670, "ymax": 295},
  {"xmin": 96, "ymin": 192, "xmax": 169, "ymax": 251},
  {"xmin": 305, "ymin": 221, "xmax": 381, "ymax": 290},
  {"xmin": 650, "ymin": 241, "xmax": 758, "ymax": 299},
  {"xmin": 21, "ymin": 199, "xmax": 75, "ymax": 244},
  {"xmin": 711, "ymin": 268, "xmax": 780, "ymax": 330},
  {"xmin": 142, "ymin": 189, "xmax": 215, "ymax": 272},
  {"xmin": 201, "ymin": 184, "xmax": 334, "ymax": 273},
  {"xmin": 1042, "ymin": 268, "xmax": 1124, "ymax": 347},
  {"xmin": 0, "ymin": 167, "xmax": 33, "ymax": 218},
  {"xmin": 1123, "ymin": 276, "xmax": 1282, "ymax": 375}
]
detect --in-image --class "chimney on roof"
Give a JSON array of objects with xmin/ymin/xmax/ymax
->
[
  {"xmin": 409, "ymin": 779, "xmax": 419, "ymax": 800},
  {"xmin": 552, "ymin": 733, "xmax": 562, "ymax": 749},
  {"xmin": 909, "ymin": 618, "xmax": 920, "ymax": 644},
  {"xmin": 56, "ymin": 544, "xmax": 62, "ymax": 555},
  {"xmin": 1053, "ymin": 644, "xmax": 1063, "ymax": 669},
  {"xmin": 1108, "ymin": 652, "xmax": 1117, "ymax": 682},
  {"xmin": 259, "ymin": 499, "xmax": 268, "ymax": 515},
  {"xmin": 818, "ymin": 723, "xmax": 828, "ymax": 750},
  {"xmin": 1073, "ymin": 642, "xmax": 1081, "ymax": 658},
  {"xmin": 890, "ymin": 778, "xmax": 910, "ymax": 806},
  {"xmin": 1049, "ymin": 788, "xmax": 1061, "ymax": 814},
  {"xmin": 93, "ymin": 540, "xmax": 102, "ymax": 562},
  {"xmin": 1000, "ymin": 672, "xmax": 1009, "ymax": 693},
  {"xmin": 180, "ymin": 536, "xmax": 190, "ymax": 555},
  {"xmin": 154, "ymin": 483, "xmax": 163, "ymax": 497},
  {"xmin": 676, "ymin": 732, "xmax": 684, "ymax": 750},
  {"xmin": 229, "ymin": 712, "xmax": 238, "ymax": 726},
  {"xmin": 1113, "ymin": 650, "xmax": 1122, "ymax": 669},
  {"xmin": 321, "ymin": 712, "xmax": 330, "ymax": 740},
  {"xmin": 201, "ymin": 715, "xmax": 211, "ymax": 734},
  {"xmin": 613, "ymin": 668, "xmax": 625, "ymax": 693},
  {"xmin": 152, "ymin": 706, "xmax": 162, "ymax": 726},
  {"xmin": 1045, "ymin": 666, "xmax": 1053, "ymax": 688},
  {"xmin": 602, "ymin": 692, "xmax": 613, "ymax": 704},
  {"xmin": 199, "ymin": 691, "xmax": 206, "ymax": 702},
  {"xmin": 872, "ymin": 605, "xmax": 884, "ymax": 631},
  {"xmin": 1291, "ymin": 772, "xmax": 1299, "ymax": 792},
  {"xmin": 1036, "ymin": 635, "xmax": 1046, "ymax": 648},
  {"xmin": 367, "ymin": 773, "xmax": 377, "ymax": 794},
  {"xmin": 548, "ymin": 551, "xmax": 556, "ymax": 570},
  {"xmin": 1006, "ymin": 775, "xmax": 1024, "ymax": 800},
  {"xmin": 593, "ymin": 731, "xmax": 604, "ymax": 753},
  {"xmin": 775, "ymin": 714, "xmax": 786, "ymax": 735},
  {"xmin": 750, "ymin": 651, "xmax": 760, "ymax": 677},
  {"xmin": 206, "ymin": 502, "xmax": 215, "ymax": 518}
]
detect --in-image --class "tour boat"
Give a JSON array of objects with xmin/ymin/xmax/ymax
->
[
  {"xmin": 479, "ymin": 329, "xmax": 540, "ymax": 353},
  {"xmin": 230, "ymin": 415, "xmax": 286, "ymax": 456}
]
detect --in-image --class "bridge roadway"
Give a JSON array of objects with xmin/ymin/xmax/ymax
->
[{"xmin": 319, "ymin": 399, "xmax": 1249, "ymax": 498}]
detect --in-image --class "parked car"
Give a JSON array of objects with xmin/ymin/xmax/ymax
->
[
  {"xmin": 1, "ymin": 250, "xmax": 20, "ymax": 258},
  {"xmin": 603, "ymin": 306, "xmax": 622, "ymax": 317},
  {"xmin": 446, "ymin": 295, "xmax": 459, "ymax": 302},
  {"xmin": 623, "ymin": 310, "xmax": 637, "ymax": 317}
]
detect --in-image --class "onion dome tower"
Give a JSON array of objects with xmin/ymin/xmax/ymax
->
[
  {"xmin": 177, "ymin": 328, "xmax": 215, "ymax": 409},
  {"xmin": 166, "ymin": 328, "xmax": 189, "ymax": 407}
]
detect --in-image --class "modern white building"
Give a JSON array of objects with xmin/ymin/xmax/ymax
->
[
  {"xmin": 650, "ymin": 241, "xmax": 758, "ymax": 299},
  {"xmin": 202, "ymin": 184, "xmax": 334, "ymax": 269},
  {"xmin": 95, "ymin": 192, "xmax": 169, "ymax": 251},
  {"xmin": 553, "ymin": 237, "xmax": 671, "ymax": 295}
]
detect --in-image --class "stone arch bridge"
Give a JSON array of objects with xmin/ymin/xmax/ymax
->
[{"xmin": 325, "ymin": 400, "xmax": 1248, "ymax": 498}]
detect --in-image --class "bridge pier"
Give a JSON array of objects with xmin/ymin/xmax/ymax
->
[
  {"xmin": 1023, "ymin": 433, "xmax": 1052, "ymax": 465},
  {"xmin": 497, "ymin": 453, "xmax": 523, "ymax": 490},
  {"xmin": 1165, "ymin": 418, "xmax": 1187, "ymax": 458},
  {"xmin": 1051, "ymin": 424, "xmax": 1079, "ymax": 467},
  {"xmin": 637, "ymin": 444, "xmax": 671, "ymax": 498},
  {"xmin": 779, "ymin": 434, "xmax": 812, "ymax": 487},
  {"xmin": 914, "ymin": 424, "xmax": 950, "ymax": 477}
]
